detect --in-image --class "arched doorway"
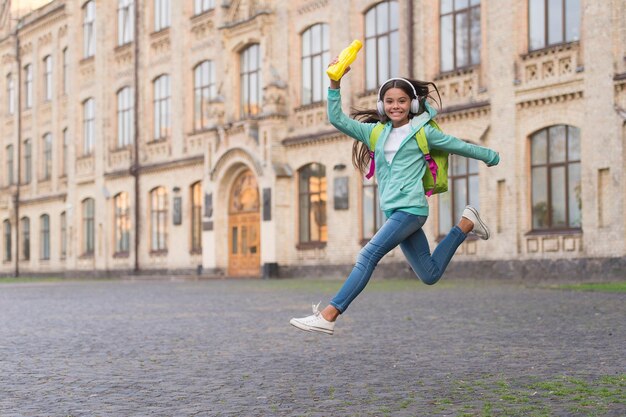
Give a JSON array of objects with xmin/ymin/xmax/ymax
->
[{"xmin": 228, "ymin": 169, "xmax": 260, "ymax": 277}]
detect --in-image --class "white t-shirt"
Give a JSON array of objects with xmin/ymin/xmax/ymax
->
[{"xmin": 383, "ymin": 123, "xmax": 412, "ymax": 163}]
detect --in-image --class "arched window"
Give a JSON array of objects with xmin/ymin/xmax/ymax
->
[
  {"xmin": 7, "ymin": 73, "xmax": 15, "ymax": 114},
  {"xmin": 23, "ymin": 139, "xmax": 32, "ymax": 184},
  {"xmin": 298, "ymin": 163, "xmax": 327, "ymax": 245},
  {"xmin": 150, "ymin": 187, "xmax": 168, "ymax": 251},
  {"xmin": 440, "ymin": 0, "xmax": 481, "ymax": 72},
  {"xmin": 24, "ymin": 64, "xmax": 33, "ymax": 109},
  {"xmin": 82, "ymin": 198, "xmax": 95, "ymax": 255},
  {"xmin": 364, "ymin": 1, "xmax": 399, "ymax": 91},
  {"xmin": 20, "ymin": 217, "xmax": 30, "ymax": 261},
  {"xmin": 83, "ymin": 0, "xmax": 96, "ymax": 58},
  {"xmin": 117, "ymin": 87, "xmax": 134, "ymax": 147},
  {"xmin": 6, "ymin": 145, "xmax": 14, "ymax": 185},
  {"xmin": 194, "ymin": 61, "xmax": 216, "ymax": 131},
  {"xmin": 529, "ymin": 0, "xmax": 580, "ymax": 51},
  {"xmin": 438, "ymin": 154, "xmax": 480, "ymax": 236},
  {"xmin": 153, "ymin": 75, "xmax": 170, "ymax": 140},
  {"xmin": 154, "ymin": 0, "xmax": 170, "ymax": 32},
  {"xmin": 301, "ymin": 23, "xmax": 329, "ymax": 105},
  {"xmin": 40, "ymin": 214, "xmax": 50, "ymax": 260},
  {"xmin": 190, "ymin": 182, "xmax": 202, "ymax": 253},
  {"xmin": 240, "ymin": 44, "xmax": 261, "ymax": 117},
  {"xmin": 531, "ymin": 125, "xmax": 581, "ymax": 230},
  {"xmin": 114, "ymin": 192, "xmax": 131, "ymax": 254}
]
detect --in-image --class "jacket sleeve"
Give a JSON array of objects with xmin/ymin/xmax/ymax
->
[
  {"xmin": 423, "ymin": 124, "xmax": 500, "ymax": 166},
  {"xmin": 327, "ymin": 88, "xmax": 375, "ymax": 147}
]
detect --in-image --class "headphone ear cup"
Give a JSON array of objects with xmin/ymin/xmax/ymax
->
[
  {"xmin": 411, "ymin": 98, "xmax": 420, "ymax": 114},
  {"xmin": 377, "ymin": 100, "xmax": 385, "ymax": 117}
]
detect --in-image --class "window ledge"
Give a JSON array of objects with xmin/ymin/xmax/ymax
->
[
  {"xmin": 296, "ymin": 242, "xmax": 327, "ymax": 250},
  {"xmin": 150, "ymin": 250, "xmax": 168, "ymax": 257},
  {"xmin": 113, "ymin": 251, "xmax": 130, "ymax": 259},
  {"xmin": 525, "ymin": 228, "xmax": 582, "ymax": 237},
  {"xmin": 522, "ymin": 41, "xmax": 580, "ymax": 61}
]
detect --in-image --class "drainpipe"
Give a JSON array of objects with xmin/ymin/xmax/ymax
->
[
  {"xmin": 13, "ymin": 18, "xmax": 22, "ymax": 277},
  {"xmin": 132, "ymin": 0, "xmax": 141, "ymax": 272},
  {"xmin": 407, "ymin": 0, "xmax": 414, "ymax": 78}
]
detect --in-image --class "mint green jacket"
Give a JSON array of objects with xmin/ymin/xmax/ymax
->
[{"xmin": 327, "ymin": 88, "xmax": 500, "ymax": 217}]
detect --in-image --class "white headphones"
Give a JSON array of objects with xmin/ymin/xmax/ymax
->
[{"xmin": 376, "ymin": 77, "xmax": 420, "ymax": 117}]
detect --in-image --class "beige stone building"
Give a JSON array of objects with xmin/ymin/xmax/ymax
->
[{"xmin": 0, "ymin": 0, "xmax": 624, "ymax": 279}]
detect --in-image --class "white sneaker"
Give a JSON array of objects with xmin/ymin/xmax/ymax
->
[
  {"xmin": 462, "ymin": 205, "xmax": 490, "ymax": 240},
  {"xmin": 290, "ymin": 302, "xmax": 335, "ymax": 335}
]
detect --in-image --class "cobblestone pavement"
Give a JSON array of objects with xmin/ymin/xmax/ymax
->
[{"xmin": 0, "ymin": 277, "xmax": 624, "ymax": 417}]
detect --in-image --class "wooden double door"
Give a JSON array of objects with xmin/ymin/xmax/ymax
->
[{"xmin": 228, "ymin": 170, "xmax": 260, "ymax": 277}]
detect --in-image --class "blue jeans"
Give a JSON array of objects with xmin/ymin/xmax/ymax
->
[{"xmin": 330, "ymin": 210, "xmax": 467, "ymax": 313}]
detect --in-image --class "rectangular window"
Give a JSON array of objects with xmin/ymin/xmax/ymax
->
[
  {"xmin": 62, "ymin": 48, "xmax": 68, "ymax": 95},
  {"xmin": 240, "ymin": 45, "xmax": 261, "ymax": 117},
  {"xmin": 364, "ymin": 1, "xmax": 400, "ymax": 90},
  {"xmin": 3, "ymin": 220, "xmax": 11, "ymax": 261},
  {"xmin": 118, "ymin": 0, "xmax": 135, "ymax": 46},
  {"xmin": 528, "ymin": 0, "xmax": 580, "ymax": 51},
  {"xmin": 62, "ymin": 128, "xmax": 68, "ymax": 176},
  {"xmin": 440, "ymin": 0, "xmax": 481, "ymax": 72},
  {"xmin": 115, "ymin": 193, "xmax": 131, "ymax": 253},
  {"xmin": 83, "ymin": 199, "xmax": 95, "ymax": 255},
  {"xmin": 43, "ymin": 55, "xmax": 53, "ymax": 102},
  {"xmin": 24, "ymin": 65, "xmax": 33, "ymax": 109},
  {"xmin": 83, "ymin": 99, "xmax": 95, "ymax": 155},
  {"xmin": 361, "ymin": 177, "xmax": 384, "ymax": 240},
  {"xmin": 60, "ymin": 212, "xmax": 67, "ymax": 259},
  {"xmin": 42, "ymin": 133, "xmax": 52, "ymax": 180},
  {"xmin": 23, "ymin": 139, "xmax": 32, "ymax": 184},
  {"xmin": 6, "ymin": 145, "xmax": 14, "ymax": 186},
  {"xmin": 117, "ymin": 87, "xmax": 134, "ymax": 147},
  {"xmin": 191, "ymin": 182, "xmax": 202, "ymax": 252},
  {"xmin": 154, "ymin": 0, "xmax": 170, "ymax": 32},
  {"xmin": 153, "ymin": 75, "xmax": 170, "ymax": 140},
  {"xmin": 194, "ymin": 0, "xmax": 215, "ymax": 15},
  {"xmin": 151, "ymin": 187, "xmax": 168, "ymax": 251},
  {"xmin": 194, "ymin": 61, "xmax": 216, "ymax": 131},
  {"xmin": 40, "ymin": 215, "xmax": 50, "ymax": 260},
  {"xmin": 7, "ymin": 73, "xmax": 15, "ymax": 114},
  {"xmin": 301, "ymin": 24, "xmax": 329, "ymax": 105},
  {"xmin": 21, "ymin": 217, "xmax": 30, "ymax": 261},
  {"xmin": 83, "ymin": 1, "xmax": 96, "ymax": 58},
  {"xmin": 298, "ymin": 163, "xmax": 327, "ymax": 244}
]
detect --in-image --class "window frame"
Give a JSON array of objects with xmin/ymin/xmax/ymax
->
[
  {"xmin": 364, "ymin": 1, "xmax": 400, "ymax": 91},
  {"xmin": 43, "ymin": 55, "xmax": 53, "ymax": 102},
  {"xmin": 118, "ymin": 0, "xmax": 135, "ymax": 46},
  {"xmin": 21, "ymin": 217, "xmax": 30, "ymax": 261},
  {"xmin": 114, "ymin": 192, "xmax": 131, "ymax": 254},
  {"xmin": 301, "ymin": 23, "xmax": 329, "ymax": 106},
  {"xmin": 530, "ymin": 125, "xmax": 581, "ymax": 231},
  {"xmin": 153, "ymin": 74, "xmax": 171, "ymax": 140},
  {"xmin": 528, "ymin": 0, "xmax": 581, "ymax": 51},
  {"xmin": 439, "ymin": 0, "xmax": 482, "ymax": 73},
  {"xmin": 60, "ymin": 211, "xmax": 67, "ymax": 259},
  {"xmin": 297, "ymin": 163, "xmax": 327, "ymax": 247},
  {"xmin": 24, "ymin": 64, "xmax": 33, "ymax": 109},
  {"xmin": 42, "ymin": 133, "xmax": 52, "ymax": 180},
  {"xmin": 117, "ymin": 86, "xmax": 134, "ymax": 148},
  {"xmin": 83, "ymin": 98, "xmax": 95, "ymax": 155},
  {"xmin": 360, "ymin": 176, "xmax": 384, "ymax": 243},
  {"xmin": 3, "ymin": 219, "xmax": 11, "ymax": 262},
  {"xmin": 7, "ymin": 73, "xmax": 15, "ymax": 114},
  {"xmin": 194, "ymin": 0, "xmax": 215, "ymax": 16},
  {"xmin": 6, "ymin": 145, "xmax": 14, "ymax": 186},
  {"xmin": 190, "ymin": 181, "xmax": 202, "ymax": 253},
  {"xmin": 40, "ymin": 214, "xmax": 50, "ymax": 260},
  {"xmin": 154, "ymin": 0, "xmax": 171, "ymax": 32},
  {"xmin": 83, "ymin": 0, "xmax": 96, "ymax": 59},
  {"xmin": 150, "ymin": 186, "xmax": 168, "ymax": 252},
  {"xmin": 82, "ymin": 198, "xmax": 95, "ymax": 256},
  {"xmin": 23, "ymin": 139, "xmax": 32, "ymax": 184},
  {"xmin": 240, "ymin": 44, "xmax": 261, "ymax": 118},
  {"xmin": 193, "ymin": 61, "xmax": 216, "ymax": 131}
]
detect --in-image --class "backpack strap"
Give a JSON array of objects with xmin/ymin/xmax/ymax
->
[
  {"xmin": 365, "ymin": 123, "xmax": 385, "ymax": 179},
  {"xmin": 416, "ymin": 120, "xmax": 441, "ymax": 197}
]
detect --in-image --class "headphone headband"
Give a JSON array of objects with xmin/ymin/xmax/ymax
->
[{"xmin": 377, "ymin": 77, "xmax": 418, "ymax": 100}]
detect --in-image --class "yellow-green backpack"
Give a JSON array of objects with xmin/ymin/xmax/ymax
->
[{"xmin": 367, "ymin": 120, "xmax": 449, "ymax": 196}]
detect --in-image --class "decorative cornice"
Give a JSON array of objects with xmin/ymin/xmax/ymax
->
[
  {"xmin": 437, "ymin": 101, "xmax": 491, "ymax": 122},
  {"xmin": 20, "ymin": 192, "xmax": 66, "ymax": 206},
  {"xmin": 282, "ymin": 129, "xmax": 344, "ymax": 147},
  {"xmin": 297, "ymin": 0, "xmax": 329, "ymax": 15},
  {"xmin": 516, "ymin": 91, "xmax": 583, "ymax": 110}
]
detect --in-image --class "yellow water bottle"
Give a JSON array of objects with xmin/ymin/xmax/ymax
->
[{"xmin": 326, "ymin": 40, "xmax": 363, "ymax": 81}]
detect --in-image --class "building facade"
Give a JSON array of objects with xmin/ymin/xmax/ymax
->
[{"xmin": 0, "ymin": 0, "xmax": 624, "ymax": 279}]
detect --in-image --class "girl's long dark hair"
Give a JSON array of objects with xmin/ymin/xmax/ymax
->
[{"xmin": 350, "ymin": 78, "xmax": 442, "ymax": 175}]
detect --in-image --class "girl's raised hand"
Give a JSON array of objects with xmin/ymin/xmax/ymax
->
[{"xmin": 328, "ymin": 56, "xmax": 350, "ymax": 89}]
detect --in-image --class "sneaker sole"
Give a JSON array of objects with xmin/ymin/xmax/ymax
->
[
  {"xmin": 466, "ymin": 206, "xmax": 490, "ymax": 240},
  {"xmin": 289, "ymin": 319, "xmax": 334, "ymax": 335}
]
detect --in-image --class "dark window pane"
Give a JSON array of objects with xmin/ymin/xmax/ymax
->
[
  {"xmin": 532, "ymin": 166, "xmax": 548, "ymax": 229},
  {"xmin": 568, "ymin": 162, "xmax": 581, "ymax": 227},
  {"xmin": 549, "ymin": 125, "xmax": 566, "ymax": 163},
  {"xmin": 550, "ymin": 166, "xmax": 566, "ymax": 227}
]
